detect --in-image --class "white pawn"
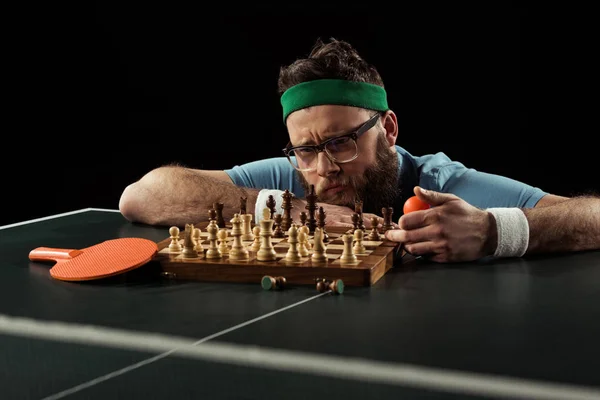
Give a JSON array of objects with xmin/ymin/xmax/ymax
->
[
  {"xmin": 218, "ymin": 228, "xmax": 229, "ymax": 255},
  {"xmin": 353, "ymin": 229, "xmax": 366, "ymax": 254},
  {"xmin": 168, "ymin": 226, "xmax": 182, "ymax": 252},
  {"xmin": 297, "ymin": 230, "xmax": 309, "ymax": 257},
  {"xmin": 250, "ymin": 225, "xmax": 261, "ymax": 252},
  {"xmin": 298, "ymin": 225, "xmax": 311, "ymax": 249},
  {"xmin": 285, "ymin": 224, "xmax": 301, "ymax": 262}
]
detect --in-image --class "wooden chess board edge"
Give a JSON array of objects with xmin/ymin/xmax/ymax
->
[
  {"xmin": 154, "ymin": 239, "xmax": 399, "ymax": 287},
  {"xmin": 152, "ymin": 222, "xmax": 402, "ymax": 287},
  {"xmin": 369, "ymin": 250, "xmax": 395, "ymax": 285},
  {"xmin": 156, "ymin": 261, "xmax": 373, "ymax": 286}
]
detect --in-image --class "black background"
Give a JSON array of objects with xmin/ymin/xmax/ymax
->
[{"xmin": 3, "ymin": 5, "xmax": 596, "ymax": 227}]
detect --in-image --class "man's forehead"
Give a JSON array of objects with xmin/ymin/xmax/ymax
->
[{"xmin": 287, "ymin": 105, "xmax": 369, "ymax": 137}]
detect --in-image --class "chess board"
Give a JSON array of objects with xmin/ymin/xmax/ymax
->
[{"xmin": 155, "ymin": 221, "xmax": 401, "ymax": 287}]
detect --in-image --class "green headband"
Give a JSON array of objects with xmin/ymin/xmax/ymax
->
[{"xmin": 280, "ymin": 79, "xmax": 389, "ymax": 123}]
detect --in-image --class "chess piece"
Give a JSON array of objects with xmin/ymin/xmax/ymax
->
[
  {"xmin": 208, "ymin": 208, "xmax": 217, "ymax": 223},
  {"xmin": 351, "ymin": 213, "xmax": 360, "ymax": 233},
  {"xmin": 284, "ymin": 224, "xmax": 301, "ymax": 262},
  {"xmin": 205, "ymin": 220, "xmax": 221, "ymax": 259},
  {"xmin": 354, "ymin": 200, "xmax": 366, "ymax": 230},
  {"xmin": 382, "ymin": 207, "xmax": 394, "ymax": 232},
  {"xmin": 250, "ymin": 226, "xmax": 261, "ymax": 252},
  {"xmin": 298, "ymin": 225, "xmax": 311, "ymax": 249},
  {"xmin": 311, "ymin": 227, "xmax": 327, "ymax": 262},
  {"xmin": 239, "ymin": 196, "xmax": 247, "ymax": 215},
  {"xmin": 305, "ymin": 184, "xmax": 318, "ymax": 233},
  {"xmin": 214, "ymin": 202, "xmax": 226, "ymax": 228},
  {"xmin": 168, "ymin": 226, "xmax": 182, "ymax": 252},
  {"xmin": 329, "ymin": 279, "xmax": 345, "ymax": 294},
  {"xmin": 193, "ymin": 227, "xmax": 204, "ymax": 253},
  {"xmin": 317, "ymin": 279, "xmax": 344, "ymax": 294},
  {"xmin": 281, "ymin": 190, "xmax": 293, "ymax": 231},
  {"xmin": 229, "ymin": 213, "xmax": 249, "ymax": 260},
  {"xmin": 317, "ymin": 206, "xmax": 329, "ymax": 242},
  {"xmin": 181, "ymin": 224, "xmax": 198, "ymax": 258},
  {"xmin": 241, "ymin": 214, "xmax": 253, "ymax": 241},
  {"xmin": 257, "ymin": 208, "xmax": 276, "ymax": 261},
  {"xmin": 272, "ymin": 214, "xmax": 285, "ymax": 238},
  {"xmin": 261, "ymin": 275, "xmax": 286, "ymax": 291},
  {"xmin": 218, "ymin": 228, "xmax": 229, "ymax": 255},
  {"xmin": 297, "ymin": 230, "xmax": 309, "ymax": 257},
  {"xmin": 367, "ymin": 216, "xmax": 381, "ymax": 241},
  {"xmin": 266, "ymin": 195, "xmax": 276, "ymax": 219},
  {"xmin": 316, "ymin": 278, "xmax": 327, "ymax": 292},
  {"xmin": 183, "ymin": 223, "xmax": 192, "ymax": 236},
  {"xmin": 339, "ymin": 233, "xmax": 358, "ymax": 263},
  {"xmin": 353, "ymin": 229, "xmax": 367, "ymax": 254},
  {"xmin": 300, "ymin": 211, "xmax": 307, "ymax": 227},
  {"xmin": 262, "ymin": 207, "xmax": 270, "ymax": 221}
]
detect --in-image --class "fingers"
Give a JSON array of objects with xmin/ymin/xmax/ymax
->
[
  {"xmin": 384, "ymin": 228, "xmax": 408, "ymax": 243},
  {"xmin": 398, "ymin": 210, "xmax": 431, "ymax": 230},
  {"xmin": 413, "ymin": 186, "xmax": 458, "ymax": 207},
  {"xmin": 385, "ymin": 228, "xmax": 440, "ymax": 259},
  {"xmin": 385, "ymin": 225, "xmax": 434, "ymax": 243},
  {"xmin": 335, "ymin": 214, "xmax": 359, "ymax": 227},
  {"xmin": 403, "ymin": 241, "xmax": 437, "ymax": 257},
  {"xmin": 386, "ymin": 227, "xmax": 437, "ymax": 256},
  {"xmin": 325, "ymin": 220, "xmax": 355, "ymax": 228}
]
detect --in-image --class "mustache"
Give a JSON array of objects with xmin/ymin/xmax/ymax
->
[
  {"xmin": 296, "ymin": 131, "xmax": 400, "ymax": 213},
  {"xmin": 316, "ymin": 177, "xmax": 352, "ymax": 194}
]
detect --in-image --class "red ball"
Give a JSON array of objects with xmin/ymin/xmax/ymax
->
[{"xmin": 403, "ymin": 196, "xmax": 430, "ymax": 214}]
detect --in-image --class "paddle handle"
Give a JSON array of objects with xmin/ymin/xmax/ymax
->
[{"xmin": 29, "ymin": 247, "xmax": 83, "ymax": 261}]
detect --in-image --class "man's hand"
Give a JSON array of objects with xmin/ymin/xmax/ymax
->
[
  {"xmin": 291, "ymin": 198, "xmax": 384, "ymax": 229},
  {"xmin": 385, "ymin": 187, "xmax": 496, "ymax": 263}
]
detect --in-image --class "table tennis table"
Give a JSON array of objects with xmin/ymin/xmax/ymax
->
[{"xmin": 1, "ymin": 208, "xmax": 599, "ymax": 399}]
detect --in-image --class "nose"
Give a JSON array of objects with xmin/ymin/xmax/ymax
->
[{"xmin": 316, "ymin": 151, "xmax": 340, "ymax": 177}]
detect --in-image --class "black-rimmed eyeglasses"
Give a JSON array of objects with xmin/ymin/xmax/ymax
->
[{"xmin": 282, "ymin": 112, "xmax": 381, "ymax": 172}]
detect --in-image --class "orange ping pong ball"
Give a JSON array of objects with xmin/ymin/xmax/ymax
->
[{"xmin": 403, "ymin": 195, "xmax": 430, "ymax": 214}]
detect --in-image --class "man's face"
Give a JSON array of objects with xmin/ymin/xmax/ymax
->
[{"xmin": 286, "ymin": 105, "xmax": 399, "ymax": 212}]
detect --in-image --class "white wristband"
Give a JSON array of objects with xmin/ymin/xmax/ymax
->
[
  {"xmin": 487, "ymin": 208, "xmax": 530, "ymax": 258},
  {"xmin": 254, "ymin": 189, "xmax": 285, "ymax": 224}
]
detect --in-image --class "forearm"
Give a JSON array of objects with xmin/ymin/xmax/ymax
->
[
  {"xmin": 523, "ymin": 196, "xmax": 600, "ymax": 254},
  {"xmin": 119, "ymin": 166, "xmax": 259, "ymax": 227}
]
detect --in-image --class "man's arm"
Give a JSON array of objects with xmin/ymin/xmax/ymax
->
[
  {"xmin": 523, "ymin": 194, "xmax": 600, "ymax": 254},
  {"xmin": 119, "ymin": 165, "xmax": 260, "ymax": 227},
  {"xmin": 385, "ymin": 188, "xmax": 600, "ymax": 263}
]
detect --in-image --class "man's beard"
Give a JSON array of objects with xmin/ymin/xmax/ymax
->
[{"xmin": 297, "ymin": 133, "xmax": 400, "ymax": 214}]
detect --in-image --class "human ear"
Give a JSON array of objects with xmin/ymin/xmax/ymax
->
[{"xmin": 381, "ymin": 110, "xmax": 398, "ymax": 146}]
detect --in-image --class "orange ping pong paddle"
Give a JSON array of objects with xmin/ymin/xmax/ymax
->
[{"xmin": 29, "ymin": 238, "xmax": 158, "ymax": 281}]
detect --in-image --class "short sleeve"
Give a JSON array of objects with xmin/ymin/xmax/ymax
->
[
  {"xmin": 224, "ymin": 157, "xmax": 305, "ymax": 198},
  {"xmin": 414, "ymin": 152, "xmax": 547, "ymax": 209}
]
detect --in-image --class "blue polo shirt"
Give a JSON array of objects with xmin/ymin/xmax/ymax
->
[{"xmin": 224, "ymin": 145, "xmax": 547, "ymax": 219}]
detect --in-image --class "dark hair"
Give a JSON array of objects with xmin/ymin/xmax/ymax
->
[{"xmin": 277, "ymin": 38, "xmax": 385, "ymax": 95}]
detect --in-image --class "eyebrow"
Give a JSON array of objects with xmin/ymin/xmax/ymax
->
[{"xmin": 293, "ymin": 128, "xmax": 354, "ymax": 147}]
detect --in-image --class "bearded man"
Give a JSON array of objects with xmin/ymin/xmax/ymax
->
[{"xmin": 119, "ymin": 38, "xmax": 600, "ymax": 263}]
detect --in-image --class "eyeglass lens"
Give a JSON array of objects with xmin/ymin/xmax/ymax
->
[{"xmin": 288, "ymin": 137, "xmax": 357, "ymax": 170}]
